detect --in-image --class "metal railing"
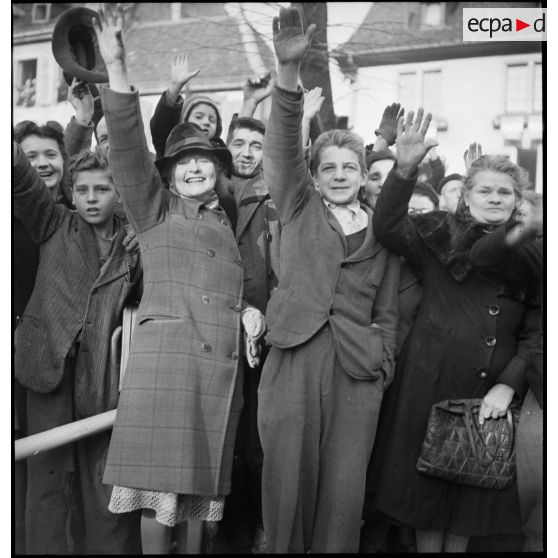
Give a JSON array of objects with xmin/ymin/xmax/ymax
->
[{"xmin": 14, "ymin": 305, "xmax": 137, "ymax": 461}]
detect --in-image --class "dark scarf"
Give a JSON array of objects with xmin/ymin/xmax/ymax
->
[
  {"xmin": 412, "ymin": 205, "xmax": 495, "ymax": 282},
  {"xmin": 412, "ymin": 206, "xmax": 537, "ymax": 304}
]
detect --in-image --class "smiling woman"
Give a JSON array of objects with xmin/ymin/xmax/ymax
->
[{"xmin": 14, "ymin": 120, "xmax": 71, "ymax": 206}]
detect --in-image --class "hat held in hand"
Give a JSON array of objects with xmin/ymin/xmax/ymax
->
[{"xmin": 52, "ymin": 7, "xmax": 108, "ymax": 86}]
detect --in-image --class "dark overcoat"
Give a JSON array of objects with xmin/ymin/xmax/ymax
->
[
  {"xmin": 231, "ymin": 172, "xmax": 281, "ymax": 314},
  {"xmin": 100, "ymin": 86, "xmax": 244, "ymax": 496},
  {"xmin": 13, "ymin": 144, "xmax": 142, "ymax": 418},
  {"xmin": 367, "ymin": 172, "xmax": 540, "ymax": 536}
]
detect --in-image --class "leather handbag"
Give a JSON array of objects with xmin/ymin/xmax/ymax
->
[{"xmin": 416, "ymin": 398, "xmax": 520, "ymax": 490}]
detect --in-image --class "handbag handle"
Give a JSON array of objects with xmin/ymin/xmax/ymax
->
[{"xmin": 468, "ymin": 405, "xmax": 515, "ymax": 464}]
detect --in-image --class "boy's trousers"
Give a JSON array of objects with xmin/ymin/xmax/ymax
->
[{"xmin": 25, "ymin": 355, "xmax": 141, "ymax": 555}]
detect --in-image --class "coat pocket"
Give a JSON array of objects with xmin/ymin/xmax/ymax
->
[
  {"xmin": 265, "ymin": 288, "xmax": 293, "ymax": 330},
  {"xmin": 138, "ymin": 314, "xmax": 184, "ymax": 325},
  {"xmin": 336, "ymin": 322, "xmax": 385, "ymax": 382}
]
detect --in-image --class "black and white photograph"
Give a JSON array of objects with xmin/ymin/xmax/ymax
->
[{"xmin": 11, "ymin": 2, "xmax": 547, "ymax": 555}]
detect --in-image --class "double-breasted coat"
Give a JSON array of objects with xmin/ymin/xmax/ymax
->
[
  {"xmin": 367, "ymin": 172, "xmax": 540, "ymax": 536},
  {"xmin": 100, "ymin": 86, "xmax": 244, "ymax": 497},
  {"xmin": 13, "ymin": 143, "xmax": 142, "ymax": 419}
]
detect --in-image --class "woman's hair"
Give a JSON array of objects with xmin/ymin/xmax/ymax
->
[
  {"xmin": 14, "ymin": 119, "xmax": 73, "ymax": 205},
  {"xmin": 464, "ymin": 155, "xmax": 529, "ymax": 197},
  {"xmin": 310, "ymin": 129, "xmax": 366, "ymax": 176},
  {"xmin": 68, "ymin": 150, "xmax": 110, "ymax": 185},
  {"xmin": 413, "ymin": 181, "xmax": 439, "ymax": 210},
  {"xmin": 456, "ymin": 155, "xmax": 529, "ymax": 216},
  {"xmin": 14, "ymin": 120, "xmax": 67, "ymax": 161}
]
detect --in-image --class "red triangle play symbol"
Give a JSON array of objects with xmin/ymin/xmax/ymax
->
[{"xmin": 516, "ymin": 18, "xmax": 530, "ymax": 31}]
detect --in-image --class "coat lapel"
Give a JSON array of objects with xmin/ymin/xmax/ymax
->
[
  {"xmin": 93, "ymin": 225, "xmax": 135, "ymax": 290},
  {"xmin": 73, "ymin": 215, "xmax": 101, "ymax": 280},
  {"xmin": 345, "ymin": 205, "xmax": 383, "ymax": 262},
  {"xmin": 235, "ymin": 175, "xmax": 267, "ymax": 240}
]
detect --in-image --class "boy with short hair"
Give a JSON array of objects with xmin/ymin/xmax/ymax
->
[{"xmin": 13, "ymin": 145, "xmax": 142, "ymax": 555}]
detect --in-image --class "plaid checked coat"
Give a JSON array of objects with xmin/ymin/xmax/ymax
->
[
  {"xmin": 100, "ymin": 86, "xmax": 244, "ymax": 496},
  {"xmin": 13, "ymin": 144, "xmax": 142, "ymax": 418}
]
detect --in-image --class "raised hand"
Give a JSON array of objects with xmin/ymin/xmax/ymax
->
[
  {"xmin": 170, "ymin": 54, "xmax": 200, "ymax": 89},
  {"xmin": 68, "ymin": 78, "xmax": 95, "ymax": 125},
  {"xmin": 395, "ymin": 108, "xmax": 438, "ymax": 179},
  {"xmin": 243, "ymin": 72, "xmax": 275, "ymax": 105},
  {"xmin": 303, "ymin": 87, "xmax": 325, "ymax": 122},
  {"xmin": 122, "ymin": 223, "xmax": 139, "ymax": 253},
  {"xmin": 464, "ymin": 142, "xmax": 482, "ymax": 173},
  {"xmin": 91, "ymin": 4, "xmax": 126, "ymax": 67},
  {"xmin": 272, "ymin": 7, "xmax": 316, "ymax": 66},
  {"xmin": 375, "ymin": 102, "xmax": 404, "ymax": 147}
]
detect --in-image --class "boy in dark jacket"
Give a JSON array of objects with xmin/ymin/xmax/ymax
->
[{"xmin": 13, "ymin": 145, "xmax": 142, "ymax": 554}]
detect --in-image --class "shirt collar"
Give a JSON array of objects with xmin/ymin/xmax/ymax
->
[{"xmin": 322, "ymin": 197, "xmax": 362, "ymax": 214}]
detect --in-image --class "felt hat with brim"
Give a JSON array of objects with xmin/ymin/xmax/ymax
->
[
  {"xmin": 155, "ymin": 123, "xmax": 233, "ymax": 177},
  {"xmin": 52, "ymin": 7, "xmax": 108, "ymax": 86}
]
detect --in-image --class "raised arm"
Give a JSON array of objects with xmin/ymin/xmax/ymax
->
[
  {"xmin": 301, "ymin": 86, "xmax": 324, "ymax": 153},
  {"xmin": 64, "ymin": 78, "xmax": 95, "ymax": 157},
  {"xmin": 238, "ymin": 72, "xmax": 275, "ymax": 118},
  {"xmin": 13, "ymin": 142, "xmax": 67, "ymax": 244},
  {"xmin": 373, "ymin": 108, "xmax": 438, "ymax": 269},
  {"xmin": 263, "ymin": 7, "xmax": 316, "ymax": 223},
  {"xmin": 93, "ymin": 4, "xmax": 166, "ymax": 232},
  {"xmin": 149, "ymin": 54, "xmax": 200, "ymax": 159},
  {"xmin": 373, "ymin": 102, "xmax": 404, "ymax": 151}
]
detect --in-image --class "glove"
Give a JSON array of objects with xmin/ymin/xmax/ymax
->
[
  {"xmin": 241, "ymin": 307, "xmax": 266, "ymax": 340},
  {"xmin": 375, "ymin": 102, "xmax": 404, "ymax": 146},
  {"xmin": 244, "ymin": 333, "xmax": 261, "ymax": 368},
  {"xmin": 241, "ymin": 307, "xmax": 266, "ymax": 369}
]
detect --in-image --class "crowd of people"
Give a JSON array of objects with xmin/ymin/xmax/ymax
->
[{"xmin": 13, "ymin": 5, "xmax": 543, "ymax": 555}]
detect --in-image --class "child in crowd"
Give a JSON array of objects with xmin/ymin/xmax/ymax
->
[
  {"xmin": 149, "ymin": 52, "xmax": 222, "ymax": 159},
  {"xmin": 13, "ymin": 146, "xmax": 142, "ymax": 554},
  {"xmin": 258, "ymin": 8, "xmax": 399, "ymax": 553}
]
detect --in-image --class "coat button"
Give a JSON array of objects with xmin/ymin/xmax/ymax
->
[
  {"xmin": 198, "ymin": 214, "xmax": 203, "ymax": 220},
  {"xmin": 477, "ymin": 367, "xmax": 488, "ymax": 379},
  {"xmin": 202, "ymin": 295, "xmax": 209, "ymax": 304},
  {"xmin": 485, "ymin": 336, "xmax": 496, "ymax": 347},
  {"xmin": 202, "ymin": 343, "xmax": 211, "ymax": 352},
  {"xmin": 206, "ymin": 249, "xmax": 215, "ymax": 257},
  {"xmin": 231, "ymin": 352, "xmax": 239, "ymax": 361},
  {"xmin": 236, "ymin": 259, "xmax": 243, "ymax": 267},
  {"xmin": 234, "ymin": 304, "xmax": 242, "ymax": 313},
  {"xmin": 488, "ymin": 304, "xmax": 500, "ymax": 316}
]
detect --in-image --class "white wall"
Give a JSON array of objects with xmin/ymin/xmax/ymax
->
[{"xmin": 333, "ymin": 52, "xmax": 543, "ymax": 184}]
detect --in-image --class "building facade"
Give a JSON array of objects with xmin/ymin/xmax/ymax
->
[
  {"xmin": 12, "ymin": 2, "xmax": 275, "ymax": 150},
  {"xmin": 333, "ymin": 1, "xmax": 543, "ymax": 191}
]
